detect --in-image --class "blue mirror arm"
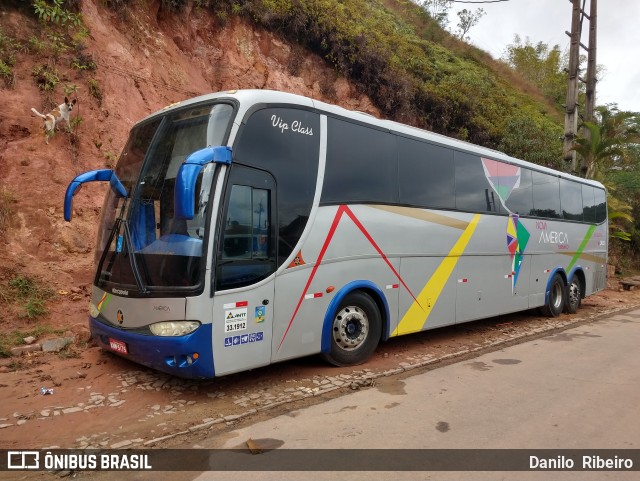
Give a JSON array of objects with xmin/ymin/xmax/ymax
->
[
  {"xmin": 109, "ymin": 174, "xmax": 127, "ymax": 198},
  {"xmin": 175, "ymin": 146, "xmax": 232, "ymax": 220},
  {"xmin": 64, "ymin": 169, "xmax": 128, "ymax": 222}
]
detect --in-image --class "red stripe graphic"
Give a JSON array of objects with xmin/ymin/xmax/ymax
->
[{"xmin": 277, "ymin": 205, "xmax": 420, "ymax": 352}]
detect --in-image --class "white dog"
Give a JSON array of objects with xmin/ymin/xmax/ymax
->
[{"xmin": 31, "ymin": 97, "xmax": 77, "ymax": 144}]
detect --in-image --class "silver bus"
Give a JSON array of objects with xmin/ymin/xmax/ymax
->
[{"xmin": 64, "ymin": 90, "xmax": 608, "ymax": 378}]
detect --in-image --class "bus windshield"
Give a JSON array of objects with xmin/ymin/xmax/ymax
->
[{"xmin": 95, "ymin": 102, "xmax": 234, "ymax": 293}]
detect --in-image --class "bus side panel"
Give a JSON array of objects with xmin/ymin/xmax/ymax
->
[
  {"xmin": 454, "ymin": 214, "xmax": 531, "ymax": 323},
  {"xmin": 209, "ymin": 278, "xmax": 275, "ymax": 377},
  {"xmin": 272, "ymin": 258, "xmax": 400, "ymax": 363},
  {"xmin": 456, "ymin": 254, "xmax": 531, "ymax": 324},
  {"xmin": 270, "ymin": 206, "xmax": 402, "ymax": 363},
  {"xmin": 526, "ymin": 219, "xmax": 608, "ymax": 307},
  {"xmin": 396, "ymin": 256, "xmax": 457, "ymax": 335}
]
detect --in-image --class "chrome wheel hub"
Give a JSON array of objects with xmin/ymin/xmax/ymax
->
[{"xmin": 332, "ymin": 305, "xmax": 369, "ymax": 351}]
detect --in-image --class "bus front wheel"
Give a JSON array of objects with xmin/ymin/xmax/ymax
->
[
  {"xmin": 541, "ymin": 273, "xmax": 565, "ymax": 317},
  {"xmin": 323, "ymin": 291, "xmax": 381, "ymax": 367}
]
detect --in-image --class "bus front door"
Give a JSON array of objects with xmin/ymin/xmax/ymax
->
[{"xmin": 211, "ymin": 165, "xmax": 277, "ymax": 376}]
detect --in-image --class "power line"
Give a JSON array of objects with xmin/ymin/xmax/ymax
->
[{"xmin": 95, "ymin": 60, "xmax": 201, "ymax": 97}]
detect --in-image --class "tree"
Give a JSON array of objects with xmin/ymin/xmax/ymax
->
[
  {"xmin": 501, "ymin": 35, "xmax": 568, "ymax": 107},
  {"xmin": 418, "ymin": 0, "xmax": 452, "ymax": 28},
  {"xmin": 572, "ymin": 104, "xmax": 640, "ymax": 179},
  {"xmin": 573, "ymin": 104, "xmax": 640, "ymax": 242},
  {"xmin": 497, "ymin": 113, "xmax": 563, "ymax": 169},
  {"xmin": 455, "ymin": 8, "xmax": 485, "ymax": 40}
]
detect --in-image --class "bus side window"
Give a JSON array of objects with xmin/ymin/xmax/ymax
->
[
  {"xmin": 582, "ymin": 185, "xmax": 596, "ymax": 223},
  {"xmin": 223, "ymin": 185, "xmax": 253, "ymax": 259},
  {"xmin": 216, "ymin": 166, "xmax": 276, "ymax": 291},
  {"xmin": 560, "ymin": 178, "xmax": 584, "ymax": 222},
  {"xmin": 594, "ymin": 188, "xmax": 607, "ymax": 224},
  {"xmin": 504, "ymin": 167, "xmax": 533, "ymax": 216},
  {"xmin": 454, "ymin": 151, "xmax": 502, "ymax": 214},
  {"xmin": 531, "ymin": 171, "xmax": 561, "ymax": 219}
]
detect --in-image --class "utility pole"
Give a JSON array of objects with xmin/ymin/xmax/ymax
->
[
  {"xmin": 563, "ymin": 0, "xmax": 598, "ymax": 176},
  {"xmin": 582, "ymin": 0, "xmax": 597, "ymax": 177},
  {"xmin": 563, "ymin": 0, "xmax": 582, "ymax": 173}
]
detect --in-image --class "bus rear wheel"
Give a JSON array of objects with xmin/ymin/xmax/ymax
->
[
  {"xmin": 323, "ymin": 291, "xmax": 381, "ymax": 367},
  {"xmin": 564, "ymin": 276, "xmax": 582, "ymax": 314},
  {"xmin": 541, "ymin": 273, "xmax": 565, "ymax": 317}
]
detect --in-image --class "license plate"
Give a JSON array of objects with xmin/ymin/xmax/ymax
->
[{"xmin": 109, "ymin": 338, "xmax": 128, "ymax": 355}]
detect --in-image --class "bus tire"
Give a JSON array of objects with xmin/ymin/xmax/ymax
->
[
  {"xmin": 564, "ymin": 276, "xmax": 582, "ymax": 314},
  {"xmin": 322, "ymin": 291, "xmax": 381, "ymax": 367},
  {"xmin": 541, "ymin": 273, "xmax": 565, "ymax": 317}
]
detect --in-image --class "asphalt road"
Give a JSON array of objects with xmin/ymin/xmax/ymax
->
[{"xmin": 192, "ymin": 308, "xmax": 640, "ymax": 481}]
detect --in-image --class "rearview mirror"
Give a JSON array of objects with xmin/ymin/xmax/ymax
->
[
  {"xmin": 174, "ymin": 146, "xmax": 232, "ymax": 220},
  {"xmin": 64, "ymin": 169, "xmax": 127, "ymax": 221}
]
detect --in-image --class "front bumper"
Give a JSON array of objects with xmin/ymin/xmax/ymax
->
[{"xmin": 90, "ymin": 316, "xmax": 215, "ymax": 379}]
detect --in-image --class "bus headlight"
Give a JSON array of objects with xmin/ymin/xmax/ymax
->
[
  {"xmin": 89, "ymin": 302, "xmax": 100, "ymax": 318},
  {"xmin": 149, "ymin": 321, "xmax": 201, "ymax": 337}
]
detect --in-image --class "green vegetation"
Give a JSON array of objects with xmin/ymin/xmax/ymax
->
[
  {"xmin": 23, "ymin": 0, "xmax": 91, "ymax": 100},
  {"xmin": 32, "ymin": 0, "xmax": 81, "ymax": 28},
  {"xmin": 501, "ymin": 35, "xmax": 569, "ymax": 109},
  {"xmin": 31, "ymin": 63, "xmax": 60, "ymax": 91},
  {"xmin": 0, "ymin": 275, "xmax": 55, "ymax": 321},
  {"xmin": 70, "ymin": 51, "xmax": 96, "ymax": 71},
  {"xmin": 87, "ymin": 77, "xmax": 103, "ymax": 104},
  {"xmin": 570, "ymin": 105, "xmax": 640, "ymax": 244},
  {"xmin": 0, "ymin": 27, "xmax": 22, "ymax": 88},
  {"xmin": 573, "ymin": 105, "xmax": 640, "ymax": 179}
]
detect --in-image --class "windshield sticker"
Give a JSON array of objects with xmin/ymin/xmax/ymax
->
[
  {"xmin": 116, "ymin": 235, "xmax": 123, "ymax": 253},
  {"xmin": 224, "ymin": 331, "xmax": 264, "ymax": 348},
  {"xmin": 255, "ymin": 306, "xmax": 265, "ymax": 323}
]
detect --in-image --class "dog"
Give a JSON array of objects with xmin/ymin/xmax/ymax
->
[{"xmin": 31, "ymin": 97, "xmax": 77, "ymax": 144}]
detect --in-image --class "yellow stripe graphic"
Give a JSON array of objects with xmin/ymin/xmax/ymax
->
[{"xmin": 392, "ymin": 214, "xmax": 481, "ymax": 336}]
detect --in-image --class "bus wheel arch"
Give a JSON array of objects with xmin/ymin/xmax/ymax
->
[
  {"xmin": 564, "ymin": 270, "xmax": 585, "ymax": 314},
  {"xmin": 541, "ymin": 271, "xmax": 566, "ymax": 317},
  {"xmin": 321, "ymin": 283, "xmax": 386, "ymax": 367}
]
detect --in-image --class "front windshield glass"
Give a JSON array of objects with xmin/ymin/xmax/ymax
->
[{"xmin": 95, "ymin": 102, "xmax": 234, "ymax": 293}]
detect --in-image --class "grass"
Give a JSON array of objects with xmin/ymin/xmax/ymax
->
[
  {"xmin": 32, "ymin": 63, "xmax": 60, "ymax": 92},
  {"xmin": 0, "ymin": 27, "xmax": 20, "ymax": 88},
  {"xmin": 0, "ymin": 274, "xmax": 60, "ymax": 358},
  {"xmin": 1, "ymin": 274, "xmax": 55, "ymax": 320}
]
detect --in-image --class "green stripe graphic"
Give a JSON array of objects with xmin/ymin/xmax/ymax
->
[{"xmin": 566, "ymin": 225, "xmax": 597, "ymax": 272}]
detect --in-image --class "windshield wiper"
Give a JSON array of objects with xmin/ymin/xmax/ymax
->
[
  {"xmin": 121, "ymin": 219, "xmax": 148, "ymax": 294},
  {"xmin": 96, "ymin": 217, "xmax": 148, "ymax": 295}
]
